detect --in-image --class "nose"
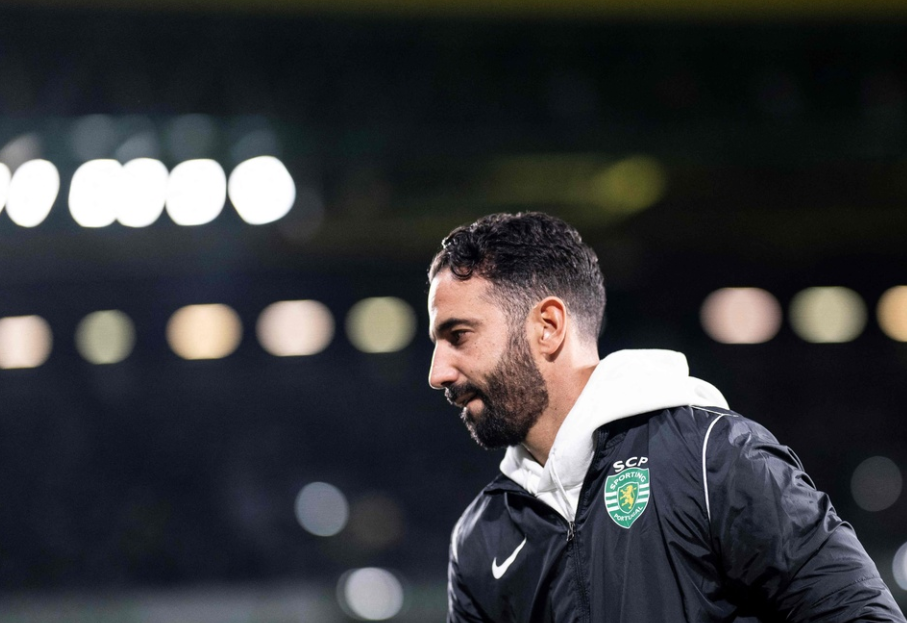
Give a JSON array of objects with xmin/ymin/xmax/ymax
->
[{"xmin": 428, "ymin": 343, "xmax": 459, "ymax": 390}]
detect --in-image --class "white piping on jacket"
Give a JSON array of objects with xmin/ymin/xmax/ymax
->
[{"xmin": 701, "ymin": 411, "xmax": 729, "ymax": 523}]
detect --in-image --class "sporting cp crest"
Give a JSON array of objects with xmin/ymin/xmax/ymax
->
[{"xmin": 604, "ymin": 468, "xmax": 650, "ymax": 529}]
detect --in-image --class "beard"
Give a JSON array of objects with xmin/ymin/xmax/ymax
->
[{"xmin": 445, "ymin": 332, "xmax": 549, "ymax": 449}]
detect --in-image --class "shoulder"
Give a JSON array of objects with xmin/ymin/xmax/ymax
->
[
  {"xmin": 450, "ymin": 475, "xmax": 513, "ymax": 562},
  {"xmin": 652, "ymin": 405, "xmax": 779, "ymax": 452},
  {"xmin": 673, "ymin": 406, "xmax": 797, "ymax": 487},
  {"xmin": 695, "ymin": 408, "xmax": 795, "ymax": 471},
  {"xmin": 634, "ymin": 407, "xmax": 785, "ymax": 508},
  {"xmin": 696, "ymin": 409, "xmax": 817, "ymax": 526},
  {"xmin": 627, "ymin": 405, "xmax": 763, "ymax": 461}
]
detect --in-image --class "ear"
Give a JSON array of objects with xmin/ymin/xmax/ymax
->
[{"xmin": 533, "ymin": 297, "xmax": 568, "ymax": 357}]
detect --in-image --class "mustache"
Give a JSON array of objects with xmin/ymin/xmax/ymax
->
[{"xmin": 445, "ymin": 382, "xmax": 485, "ymax": 407}]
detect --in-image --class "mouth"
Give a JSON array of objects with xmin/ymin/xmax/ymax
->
[
  {"xmin": 446, "ymin": 385, "xmax": 480, "ymax": 410},
  {"xmin": 453, "ymin": 393, "xmax": 476, "ymax": 409}
]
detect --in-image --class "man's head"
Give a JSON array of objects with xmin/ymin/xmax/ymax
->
[
  {"xmin": 427, "ymin": 212, "xmax": 605, "ymax": 449},
  {"xmin": 428, "ymin": 212, "xmax": 605, "ymax": 343}
]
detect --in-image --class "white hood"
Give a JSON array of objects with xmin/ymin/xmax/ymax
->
[{"xmin": 499, "ymin": 349, "xmax": 728, "ymax": 521}]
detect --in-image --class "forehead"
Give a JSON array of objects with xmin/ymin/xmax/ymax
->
[{"xmin": 428, "ymin": 270, "xmax": 501, "ymax": 321}]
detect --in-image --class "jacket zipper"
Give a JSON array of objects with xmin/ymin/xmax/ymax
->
[
  {"xmin": 569, "ymin": 429, "xmax": 610, "ymax": 622},
  {"xmin": 566, "ymin": 517, "xmax": 592, "ymax": 623}
]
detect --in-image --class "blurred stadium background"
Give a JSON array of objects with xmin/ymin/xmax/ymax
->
[{"xmin": 1, "ymin": 0, "xmax": 906, "ymax": 620}]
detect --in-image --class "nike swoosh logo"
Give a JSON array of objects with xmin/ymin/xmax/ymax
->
[{"xmin": 491, "ymin": 537, "xmax": 527, "ymax": 579}]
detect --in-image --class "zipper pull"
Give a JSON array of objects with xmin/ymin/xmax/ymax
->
[{"xmin": 567, "ymin": 521, "xmax": 576, "ymax": 542}]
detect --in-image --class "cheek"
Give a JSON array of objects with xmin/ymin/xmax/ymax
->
[{"xmin": 457, "ymin": 331, "xmax": 510, "ymax": 386}]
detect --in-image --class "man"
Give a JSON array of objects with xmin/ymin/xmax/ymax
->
[{"xmin": 427, "ymin": 212, "xmax": 905, "ymax": 622}]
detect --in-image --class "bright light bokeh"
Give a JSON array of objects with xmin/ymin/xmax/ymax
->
[
  {"xmin": 76, "ymin": 310, "xmax": 136, "ymax": 364},
  {"xmin": 167, "ymin": 304, "xmax": 242, "ymax": 360},
  {"xmin": 789, "ymin": 286, "xmax": 866, "ymax": 343},
  {"xmin": 70, "ymin": 158, "xmax": 169, "ymax": 228},
  {"xmin": 6, "ymin": 159, "xmax": 60, "ymax": 227},
  {"xmin": 894, "ymin": 541, "xmax": 907, "ymax": 591},
  {"xmin": 338, "ymin": 568, "xmax": 405, "ymax": 621},
  {"xmin": 165, "ymin": 159, "xmax": 227, "ymax": 226},
  {"xmin": 850, "ymin": 456, "xmax": 903, "ymax": 512},
  {"xmin": 701, "ymin": 287, "xmax": 782, "ymax": 344},
  {"xmin": 0, "ymin": 162, "xmax": 10, "ymax": 210},
  {"xmin": 69, "ymin": 159, "xmax": 123, "ymax": 228},
  {"xmin": 228, "ymin": 156, "xmax": 296, "ymax": 225},
  {"xmin": 346, "ymin": 297, "xmax": 416, "ymax": 354},
  {"xmin": 257, "ymin": 300, "xmax": 334, "ymax": 356},
  {"xmin": 118, "ymin": 158, "xmax": 169, "ymax": 227},
  {"xmin": 878, "ymin": 286, "xmax": 907, "ymax": 342},
  {"xmin": 0, "ymin": 315, "xmax": 53, "ymax": 369},
  {"xmin": 295, "ymin": 482, "xmax": 349, "ymax": 537},
  {"xmin": 591, "ymin": 155, "xmax": 667, "ymax": 214}
]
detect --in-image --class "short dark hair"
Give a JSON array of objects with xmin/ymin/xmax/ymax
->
[{"xmin": 429, "ymin": 212, "xmax": 606, "ymax": 342}]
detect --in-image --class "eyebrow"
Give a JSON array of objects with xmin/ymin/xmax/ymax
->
[{"xmin": 429, "ymin": 317, "xmax": 477, "ymax": 343}]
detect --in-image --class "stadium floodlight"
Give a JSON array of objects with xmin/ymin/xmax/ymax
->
[
  {"xmin": 850, "ymin": 456, "xmax": 902, "ymax": 512},
  {"xmin": 700, "ymin": 287, "xmax": 782, "ymax": 344},
  {"xmin": 346, "ymin": 297, "xmax": 416, "ymax": 354},
  {"xmin": 894, "ymin": 541, "xmax": 907, "ymax": 590},
  {"xmin": 118, "ymin": 158, "xmax": 168, "ymax": 228},
  {"xmin": 165, "ymin": 159, "xmax": 226, "ymax": 226},
  {"xmin": 257, "ymin": 300, "xmax": 334, "ymax": 356},
  {"xmin": 69, "ymin": 159, "xmax": 123, "ymax": 228},
  {"xmin": 295, "ymin": 482, "xmax": 349, "ymax": 537},
  {"xmin": 76, "ymin": 310, "xmax": 136, "ymax": 364},
  {"xmin": 878, "ymin": 286, "xmax": 907, "ymax": 342},
  {"xmin": 228, "ymin": 156, "xmax": 296, "ymax": 225},
  {"xmin": 338, "ymin": 567, "xmax": 405, "ymax": 621},
  {"xmin": 790, "ymin": 287, "xmax": 866, "ymax": 343},
  {"xmin": 167, "ymin": 303, "xmax": 241, "ymax": 360},
  {"xmin": 6, "ymin": 159, "xmax": 60, "ymax": 227},
  {"xmin": 0, "ymin": 315, "xmax": 53, "ymax": 369}
]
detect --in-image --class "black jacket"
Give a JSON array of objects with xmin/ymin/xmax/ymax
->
[{"xmin": 448, "ymin": 406, "xmax": 905, "ymax": 622}]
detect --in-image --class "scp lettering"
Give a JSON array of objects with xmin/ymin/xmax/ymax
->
[{"xmin": 612, "ymin": 456, "xmax": 648, "ymax": 473}]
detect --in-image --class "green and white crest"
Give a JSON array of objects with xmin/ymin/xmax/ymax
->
[{"xmin": 604, "ymin": 467, "xmax": 650, "ymax": 529}]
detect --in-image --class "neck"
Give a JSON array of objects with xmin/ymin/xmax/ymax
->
[{"xmin": 521, "ymin": 358, "xmax": 598, "ymax": 466}]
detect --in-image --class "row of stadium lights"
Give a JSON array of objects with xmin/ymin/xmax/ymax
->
[
  {"xmin": 3, "ymin": 284, "xmax": 907, "ymax": 369},
  {"xmin": 0, "ymin": 297, "xmax": 415, "ymax": 369},
  {"xmin": 0, "ymin": 156, "xmax": 296, "ymax": 227},
  {"xmin": 702, "ymin": 285, "xmax": 907, "ymax": 343},
  {"xmin": 0, "ymin": 152, "xmax": 670, "ymax": 231}
]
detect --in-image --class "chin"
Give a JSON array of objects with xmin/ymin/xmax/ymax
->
[{"xmin": 461, "ymin": 407, "xmax": 479, "ymax": 426}]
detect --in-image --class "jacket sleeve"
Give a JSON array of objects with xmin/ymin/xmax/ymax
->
[
  {"xmin": 447, "ymin": 522, "xmax": 490, "ymax": 623},
  {"xmin": 705, "ymin": 417, "xmax": 906, "ymax": 622}
]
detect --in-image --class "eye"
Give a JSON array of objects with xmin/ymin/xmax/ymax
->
[{"xmin": 450, "ymin": 329, "xmax": 469, "ymax": 345}]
